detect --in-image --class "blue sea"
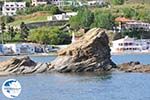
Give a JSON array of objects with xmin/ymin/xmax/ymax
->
[{"xmin": 0, "ymin": 54, "xmax": 149, "ymax": 100}]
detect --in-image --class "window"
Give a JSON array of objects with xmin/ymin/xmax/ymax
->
[
  {"xmin": 11, "ymin": 8, "xmax": 15, "ymax": 10},
  {"xmin": 11, "ymin": 12, "xmax": 14, "ymax": 15},
  {"xmin": 129, "ymin": 43, "xmax": 133, "ymax": 45},
  {"xmin": 124, "ymin": 43, "xmax": 128, "ymax": 46},
  {"xmin": 119, "ymin": 43, "xmax": 123, "ymax": 46},
  {"xmin": 6, "ymin": 8, "xmax": 10, "ymax": 10}
]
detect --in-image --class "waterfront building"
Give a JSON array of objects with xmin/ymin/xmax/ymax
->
[
  {"xmin": 47, "ymin": 12, "xmax": 77, "ymax": 21},
  {"xmin": 2, "ymin": 2, "xmax": 26, "ymax": 16},
  {"xmin": 2, "ymin": 43, "xmax": 35, "ymax": 55},
  {"xmin": 111, "ymin": 36, "xmax": 150, "ymax": 53},
  {"xmin": 0, "ymin": 43, "xmax": 55, "ymax": 55}
]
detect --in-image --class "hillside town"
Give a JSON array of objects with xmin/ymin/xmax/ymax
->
[{"xmin": 1, "ymin": 0, "xmax": 105, "ymax": 16}]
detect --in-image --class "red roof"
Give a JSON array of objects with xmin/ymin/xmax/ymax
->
[{"xmin": 115, "ymin": 17, "xmax": 132, "ymax": 23}]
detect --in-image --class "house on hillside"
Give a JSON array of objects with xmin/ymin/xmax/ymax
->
[
  {"xmin": 115, "ymin": 17, "xmax": 150, "ymax": 32},
  {"xmin": 124, "ymin": 21, "xmax": 150, "ymax": 31},
  {"xmin": 87, "ymin": 0, "xmax": 105, "ymax": 6},
  {"xmin": 47, "ymin": 12, "xmax": 77, "ymax": 21},
  {"xmin": 32, "ymin": 0, "xmax": 78, "ymax": 7},
  {"xmin": 31, "ymin": 0, "xmax": 47, "ymax": 6},
  {"xmin": 2, "ymin": 2, "xmax": 26, "ymax": 16}
]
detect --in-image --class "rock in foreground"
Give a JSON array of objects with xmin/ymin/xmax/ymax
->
[
  {"xmin": 50, "ymin": 28, "xmax": 116, "ymax": 72},
  {"xmin": 0, "ymin": 56, "xmax": 49, "ymax": 76}
]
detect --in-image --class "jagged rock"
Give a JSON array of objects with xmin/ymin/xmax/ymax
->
[
  {"xmin": 49, "ymin": 28, "xmax": 116, "ymax": 72},
  {"xmin": 118, "ymin": 61, "xmax": 150, "ymax": 73},
  {"xmin": 0, "ymin": 56, "xmax": 49, "ymax": 75},
  {"xmin": 35, "ymin": 63, "xmax": 48, "ymax": 73}
]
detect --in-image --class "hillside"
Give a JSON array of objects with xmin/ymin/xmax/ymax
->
[
  {"xmin": 105, "ymin": 0, "xmax": 150, "ymax": 4},
  {"xmin": 8, "ymin": 11, "xmax": 51, "ymax": 26},
  {"xmin": 125, "ymin": 0, "xmax": 150, "ymax": 4}
]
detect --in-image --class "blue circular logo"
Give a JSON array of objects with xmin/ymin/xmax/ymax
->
[{"xmin": 2, "ymin": 79, "xmax": 21, "ymax": 98}]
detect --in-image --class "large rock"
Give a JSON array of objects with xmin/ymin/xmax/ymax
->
[
  {"xmin": 49, "ymin": 28, "xmax": 116, "ymax": 72},
  {"xmin": 0, "ymin": 56, "xmax": 49, "ymax": 76}
]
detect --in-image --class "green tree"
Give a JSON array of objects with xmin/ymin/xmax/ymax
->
[
  {"xmin": 50, "ymin": 5, "xmax": 61, "ymax": 15},
  {"xmin": 8, "ymin": 26, "xmax": 15, "ymax": 40},
  {"xmin": 112, "ymin": 0, "xmax": 124, "ymax": 5},
  {"xmin": 137, "ymin": 10, "xmax": 150, "ymax": 22},
  {"xmin": 1, "ymin": 16, "xmax": 15, "ymax": 23},
  {"xmin": 28, "ymin": 27, "xmax": 71, "ymax": 45},
  {"xmin": 69, "ymin": 7, "xmax": 94, "ymax": 30},
  {"xmin": 20, "ymin": 22, "xmax": 29, "ymax": 40},
  {"xmin": 92, "ymin": 11, "xmax": 114, "ymax": 30},
  {"xmin": 122, "ymin": 8, "xmax": 138, "ymax": 18},
  {"xmin": 0, "ymin": 22, "xmax": 6, "ymax": 44}
]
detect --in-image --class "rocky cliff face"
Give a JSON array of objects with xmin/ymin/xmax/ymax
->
[{"xmin": 50, "ymin": 28, "xmax": 116, "ymax": 72}]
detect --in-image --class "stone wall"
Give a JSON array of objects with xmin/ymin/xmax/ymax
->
[{"xmin": 26, "ymin": 20, "xmax": 68, "ymax": 29}]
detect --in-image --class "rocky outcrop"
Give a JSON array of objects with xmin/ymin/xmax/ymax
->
[
  {"xmin": 118, "ymin": 61, "xmax": 150, "ymax": 73},
  {"xmin": 0, "ymin": 56, "xmax": 50, "ymax": 76},
  {"xmin": 0, "ymin": 28, "xmax": 117, "ymax": 75},
  {"xmin": 49, "ymin": 28, "xmax": 116, "ymax": 72}
]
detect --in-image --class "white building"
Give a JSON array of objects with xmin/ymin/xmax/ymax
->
[
  {"xmin": 111, "ymin": 36, "xmax": 150, "ymax": 54},
  {"xmin": 2, "ymin": 43, "xmax": 35, "ymax": 55},
  {"xmin": 47, "ymin": 12, "xmax": 77, "ymax": 21},
  {"xmin": 31, "ymin": 0, "xmax": 47, "ymax": 6},
  {"xmin": 50, "ymin": 0, "xmax": 63, "ymax": 7},
  {"xmin": 87, "ymin": 0, "xmax": 104, "ymax": 6},
  {"xmin": 32, "ymin": 0, "xmax": 78, "ymax": 7},
  {"xmin": 2, "ymin": 2, "xmax": 26, "ymax": 16},
  {"xmin": 32, "ymin": 0, "xmax": 63, "ymax": 7},
  {"xmin": 124, "ymin": 21, "xmax": 150, "ymax": 31}
]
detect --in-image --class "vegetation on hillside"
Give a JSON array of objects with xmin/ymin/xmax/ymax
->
[
  {"xmin": 28, "ymin": 26, "xmax": 71, "ymax": 45},
  {"xmin": 17, "ymin": 5, "xmax": 62, "ymax": 15},
  {"xmin": 112, "ymin": 0, "xmax": 125, "ymax": 5}
]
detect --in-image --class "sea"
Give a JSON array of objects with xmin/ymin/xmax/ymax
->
[{"xmin": 0, "ymin": 54, "xmax": 150, "ymax": 100}]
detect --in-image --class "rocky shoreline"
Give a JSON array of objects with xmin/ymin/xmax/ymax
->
[
  {"xmin": 0, "ymin": 28, "xmax": 149, "ymax": 76},
  {"xmin": 118, "ymin": 61, "xmax": 150, "ymax": 73},
  {"xmin": 0, "ymin": 56, "xmax": 149, "ymax": 76}
]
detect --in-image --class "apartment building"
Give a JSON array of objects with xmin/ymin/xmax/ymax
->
[{"xmin": 2, "ymin": 2, "xmax": 26, "ymax": 16}]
